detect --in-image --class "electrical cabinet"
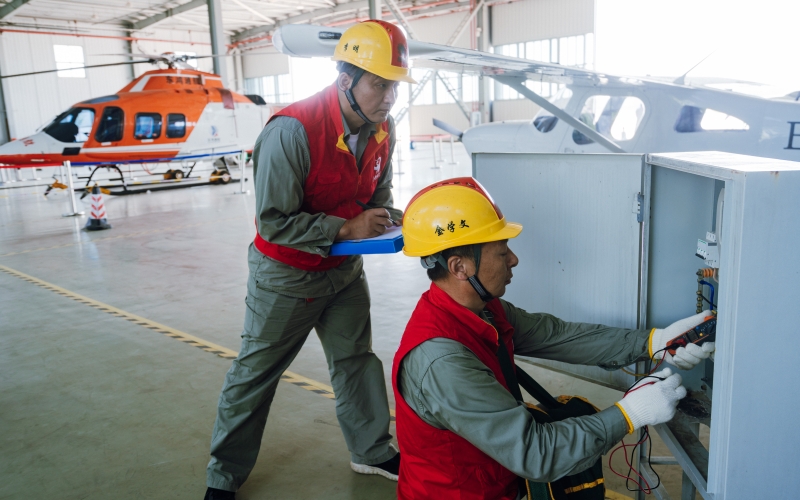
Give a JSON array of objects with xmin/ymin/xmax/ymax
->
[{"xmin": 473, "ymin": 151, "xmax": 800, "ymax": 499}]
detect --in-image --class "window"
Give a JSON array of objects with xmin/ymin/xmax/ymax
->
[
  {"xmin": 166, "ymin": 114, "xmax": 186, "ymax": 138},
  {"xmin": 435, "ymin": 72, "xmax": 460, "ymax": 104},
  {"xmin": 493, "ymin": 34, "xmax": 594, "ymax": 100},
  {"xmin": 462, "ymin": 74, "xmax": 480, "ymax": 103},
  {"xmin": 43, "ymin": 108, "xmax": 95, "ymax": 143},
  {"xmin": 134, "ymin": 113, "xmax": 162, "ymax": 140},
  {"xmin": 409, "ymin": 69, "xmax": 434, "ymax": 105},
  {"xmin": 243, "ymin": 74, "xmax": 292, "ymax": 104},
  {"xmin": 572, "ymin": 95, "xmax": 645, "ymax": 144},
  {"xmin": 532, "ymin": 88, "xmax": 573, "ymax": 133},
  {"xmin": 95, "ymin": 107, "xmax": 124, "ymax": 142},
  {"xmin": 53, "ymin": 45, "xmax": 85, "ymax": 78},
  {"xmin": 674, "ymin": 106, "xmax": 750, "ymax": 133}
]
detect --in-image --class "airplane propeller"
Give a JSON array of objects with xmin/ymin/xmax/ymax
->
[{"xmin": 432, "ymin": 118, "xmax": 464, "ymax": 139}]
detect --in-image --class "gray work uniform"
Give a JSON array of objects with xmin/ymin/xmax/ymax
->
[
  {"xmin": 398, "ymin": 299, "xmax": 649, "ymax": 485},
  {"xmin": 206, "ymin": 110, "xmax": 402, "ymax": 492}
]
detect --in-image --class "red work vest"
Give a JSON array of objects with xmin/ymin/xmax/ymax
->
[
  {"xmin": 253, "ymin": 83, "xmax": 391, "ymax": 272},
  {"xmin": 392, "ymin": 283, "xmax": 520, "ymax": 500}
]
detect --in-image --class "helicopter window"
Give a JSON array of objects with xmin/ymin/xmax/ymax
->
[
  {"xmin": 166, "ymin": 114, "xmax": 186, "ymax": 138},
  {"xmin": 95, "ymin": 107, "xmax": 124, "ymax": 142},
  {"xmin": 43, "ymin": 107, "xmax": 95, "ymax": 143},
  {"xmin": 674, "ymin": 106, "xmax": 749, "ymax": 132},
  {"xmin": 134, "ymin": 113, "xmax": 162, "ymax": 140},
  {"xmin": 572, "ymin": 95, "xmax": 645, "ymax": 144},
  {"xmin": 532, "ymin": 88, "xmax": 573, "ymax": 133}
]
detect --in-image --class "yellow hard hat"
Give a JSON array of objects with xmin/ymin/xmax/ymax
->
[
  {"xmin": 333, "ymin": 20, "xmax": 416, "ymax": 83},
  {"xmin": 402, "ymin": 177, "xmax": 523, "ymax": 257}
]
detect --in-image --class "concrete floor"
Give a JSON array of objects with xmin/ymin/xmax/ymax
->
[{"xmin": 0, "ymin": 143, "xmax": 702, "ymax": 499}]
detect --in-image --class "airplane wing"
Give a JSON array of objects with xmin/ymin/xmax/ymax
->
[
  {"xmin": 274, "ymin": 24, "xmax": 611, "ymax": 85},
  {"xmin": 273, "ymin": 24, "xmax": 626, "ymax": 152}
]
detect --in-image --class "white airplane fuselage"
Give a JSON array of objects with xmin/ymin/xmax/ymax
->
[{"xmin": 463, "ymin": 80, "xmax": 800, "ymax": 162}]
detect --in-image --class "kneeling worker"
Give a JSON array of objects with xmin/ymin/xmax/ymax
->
[
  {"xmin": 392, "ymin": 178, "xmax": 715, "ymax": 499},
  {"xmin": 204, "ymin": 20, "xmax": 415, "ymax": 500}
]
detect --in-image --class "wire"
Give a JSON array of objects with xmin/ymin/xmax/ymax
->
[
  {"xmin": 622, "ymin": 345, "xmax": 670, "ymax": 378},
  {"xmin": 608, "ymin": 427, "xmax": 653, "ymax": 493},
  {"xmin": 698, "ymin": 280, "xmax": 716, "ymax": 310},
  {"xmin": 611, "ymin": 354, "xmax": 670, "ymax": 495}
]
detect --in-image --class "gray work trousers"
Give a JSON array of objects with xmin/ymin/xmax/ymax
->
[{"xmin": 206, "ymin": 258, "xmax": 394, "ymax": 491}]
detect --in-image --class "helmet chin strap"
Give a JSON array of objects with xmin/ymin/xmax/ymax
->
[
  {"xmin": 420, "ymin": 244, "xmax": 494, "ymax": 302},
  {"xmin": 466, "ymin": 244, "xmax": 494, "ymax": 302},
  {"xmin": 344, "ymin": 68, "xmax": 375, "ymax": 125}
]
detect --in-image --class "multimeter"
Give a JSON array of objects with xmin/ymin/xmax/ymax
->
[{"xmin": 666, "ymin": 316, "xmax": 717, "ymax": 356}]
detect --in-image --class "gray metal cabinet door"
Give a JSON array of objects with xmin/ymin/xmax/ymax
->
[{"xmin": 474, "ymin": 153, "xmax": 646, "ymax": 390}]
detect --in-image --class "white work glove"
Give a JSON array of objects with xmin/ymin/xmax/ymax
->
[
  {"xmin": 615, "ymin": 368, "xmax": 686, "ymax": 431},
  {"xmin": 649, "ymin": 311, "xmax": 716, "ymax": 370}
]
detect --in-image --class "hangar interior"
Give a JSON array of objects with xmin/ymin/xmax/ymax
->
[{"xmin": 1, "ymin": 0, "xmax": 798, "ymax": 499}]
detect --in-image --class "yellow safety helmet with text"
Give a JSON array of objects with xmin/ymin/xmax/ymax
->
[
  {"xmin": 333, "ymin": 20, "xmax": 416, "ymax": 83},
  {"xmin": 402, "ymin": 177, "xmax": 523, "ymax": 258}
]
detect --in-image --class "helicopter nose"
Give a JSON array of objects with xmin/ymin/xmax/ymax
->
[{"xmin": 0, "ymin": 132, "xmax": 58, "ymax": 165}]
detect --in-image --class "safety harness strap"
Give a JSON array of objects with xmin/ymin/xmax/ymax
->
[{"xmin": 489, "ymin": 309, "xmax": 561, "ymax": 409}]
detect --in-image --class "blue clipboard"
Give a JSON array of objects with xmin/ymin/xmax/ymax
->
[{"xmin": 329, "ymin": 226, "xmax": 404, "ymax": 256}]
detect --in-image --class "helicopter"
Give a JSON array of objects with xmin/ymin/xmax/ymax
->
[
  {"xmin": 0, "ymin": 52, "xmax": 276, "ymax": 194},
  {"xmin": 274, "ymin": 24, "xmax": 800, "ymax": 162}
]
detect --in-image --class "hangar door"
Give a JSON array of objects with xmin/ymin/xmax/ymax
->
[{"xmin": 473, "ymin": 153, "xmax": 647, "ymax": 390}]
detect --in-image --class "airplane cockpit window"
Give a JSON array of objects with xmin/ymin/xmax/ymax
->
[
  {"xmin": 134, "ymin": 113, "xmax": 162, "ymax": 140},
  {"xmin": 166, "ymin": 114, "xmax": 186, "ymax": 138},
  {"xmin": 43, "ymin": 108, "xmax": 95, "ymax": 143},
  {"xmin": 95, "ymin": 107, "xmax": 124, "ymax": 143},
  {"xmin": 674, "ymin": 106, "xmax": 750, "ymax": 132},
  {"xmin": 572, "ymin": 95, "xmax": 645, "ymax": 144},
  {"xmin": 533, "ymin": 88, "xmax": 573, "ymax": 133}
]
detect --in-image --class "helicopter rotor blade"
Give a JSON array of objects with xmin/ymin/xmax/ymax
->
[{"xmin": 0, "ymin": 60, "xmax": 155, "ymax": 79}]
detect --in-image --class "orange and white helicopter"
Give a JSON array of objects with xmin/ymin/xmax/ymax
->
[{"xmin": 0, "ymin": 53, "xmax": 275, "ymax": 193}]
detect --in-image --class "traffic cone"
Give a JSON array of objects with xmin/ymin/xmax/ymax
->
[{"xmin": 85, "ymin": 184, "xmax": 112, "ymax": 231}]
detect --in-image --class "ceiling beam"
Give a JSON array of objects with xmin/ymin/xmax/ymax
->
[
  {"xmin": 232, "ymin": 0, "xmax": 369, "ymax": 42},
  {"xmin": 0, "ymin": 0, "xmax": 33, "ymax": 20},
  {"xmin": 130, "ymin": 0, "xmax": 206, "ymax": 31}
]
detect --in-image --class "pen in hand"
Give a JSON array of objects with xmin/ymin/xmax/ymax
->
[{"xmin": 355, "ymin": 200, "xmax": 396, "ymax": 226}]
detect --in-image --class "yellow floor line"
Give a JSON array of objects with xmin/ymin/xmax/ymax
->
[
  {"xmin": 605, "ymin": 490, "xmax": 633, "ymax": 500},
  {"xmin": 0, "ymin": 264, "xmax": 402, "ymax": 418},
  {"xmin": 0, "ymin": 217, "xmax": 238, "ymax": 257}
]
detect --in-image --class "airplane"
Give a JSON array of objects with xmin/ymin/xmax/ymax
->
[
  {"xmin": 0, "ymin": 53, "xmax": 276, "ymax": 194},
  {"xmin": 274, "ymin": 24, "xmax": 800, "ymax": 162}
]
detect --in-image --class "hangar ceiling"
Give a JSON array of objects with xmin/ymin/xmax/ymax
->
[{"xmin": 0, "ymin": 0, "xmax": 489, "ymax": 49}]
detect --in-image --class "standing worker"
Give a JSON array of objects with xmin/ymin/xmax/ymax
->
[{"xmin": 204, "ymin": 20, "xmax": 415, "ymax": 500}]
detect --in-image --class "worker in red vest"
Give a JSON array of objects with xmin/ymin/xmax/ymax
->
[
  {"xmin": 204, "ymin": 20, "xmax": 416, "ymax": 500},
  {"xmin": 393, "ymin": 178, "xmax": 715, "ymax": 499}
]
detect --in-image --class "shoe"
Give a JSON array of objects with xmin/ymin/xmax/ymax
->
[
  {"xmin": 350, "ymin": 444, "xmax": 401, "ymax": 481},
  {"xmin": 204, "ymin": 487, "xmax": 236, "ymax": 500}
]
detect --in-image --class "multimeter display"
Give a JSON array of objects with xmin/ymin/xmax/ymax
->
[{"xmin": 666, "ymin": 317, "xmax": 716, "ymax": 355}]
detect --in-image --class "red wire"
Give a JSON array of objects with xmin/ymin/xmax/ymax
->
[
  {"xmin": 624, "ymin": 381, "xmax": 656, "ymax": 397},
  {"xmin": 607, "ymin": 427, "xmax": 653, "ymax": 494}
]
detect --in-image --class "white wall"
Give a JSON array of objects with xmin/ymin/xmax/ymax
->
[
  {"xmin": 492, "ymin": 99, "xmax": 540, "ymax": 122},
  {"xmin": 409, "ymin": 10, "xmax": 473, "ymax": 49},
  {"xmin": 491, "ymin": 0, "xmax": 593, "ymax": 46},
  {"xmin": 410, "ymin": 103, "xmax": 470, "ymax": 137},
  {"xmin": 0, "ymin": 20, "xmax": 131, "ymax": 140},
  {"xmin": 242, "ymin": 48, "xmax": 290, "ymax": 79}
]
